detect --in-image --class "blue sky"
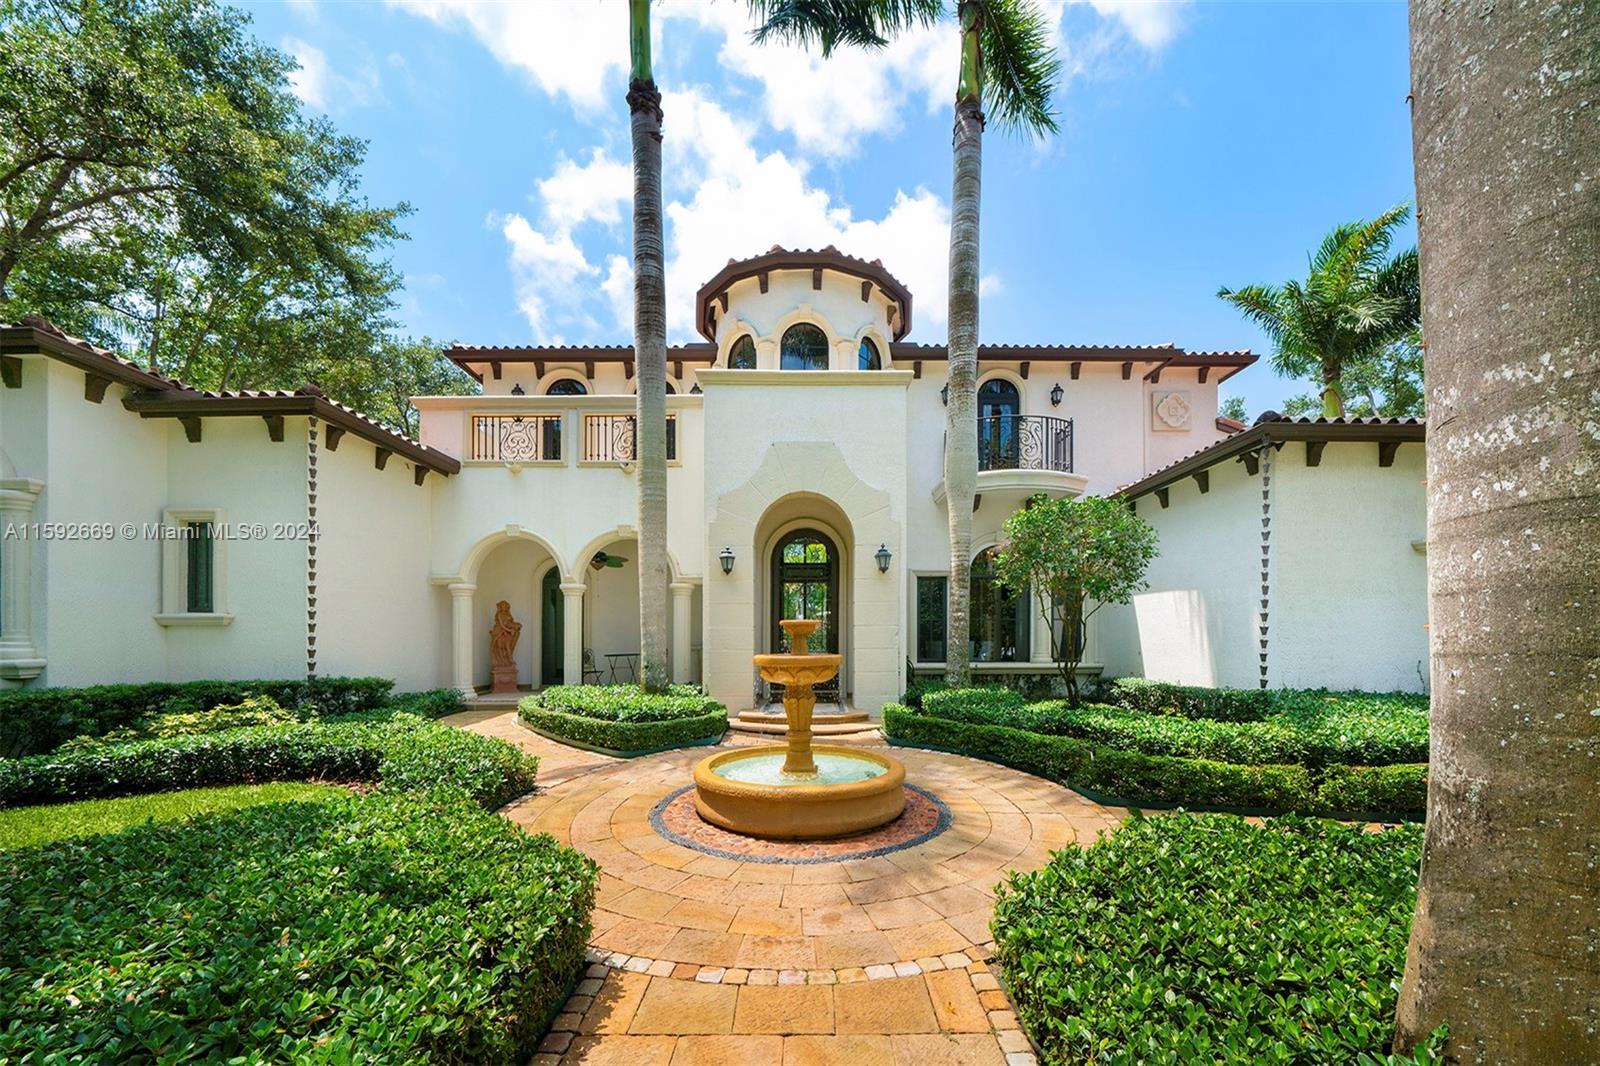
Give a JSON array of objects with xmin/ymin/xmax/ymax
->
[{"xmin": 248, "ymin": 0, "xmax": 1415, "ymax": 416}]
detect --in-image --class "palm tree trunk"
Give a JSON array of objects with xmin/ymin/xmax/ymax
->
[
  {"xmin": 1320, "ymin": 362, "xmax": 1344, "ymax": 418},
  {"xmin": 1394, "ymin": 1, "xmax": 1598, "ymax": 1058},
  {"xmin": 943, "ymin": 1, "xmax": 984, "ymax": 689},
  {"xmin": 628, "ymin": 0, "xmax": 671, "ymax": 694}
]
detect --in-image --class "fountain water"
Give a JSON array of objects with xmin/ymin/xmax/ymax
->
[{"xmin": 692, "ymin": 619, "xmax": 907, "ymax": 839}]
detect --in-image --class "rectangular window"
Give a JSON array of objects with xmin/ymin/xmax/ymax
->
[
  {"xmin": 185, "ymin": 521, "xmax": 214, "ymax": 613},
  {"xmin": 915, "ymin": 576, "xmax": 947, "ymax": 663}
]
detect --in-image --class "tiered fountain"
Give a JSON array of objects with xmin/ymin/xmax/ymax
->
[{"xmin": 692, "ymin": 619, "xmax": 906, "ymax": 839}]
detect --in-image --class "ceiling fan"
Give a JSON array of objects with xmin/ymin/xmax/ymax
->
[{"xmin": 590, "ymin": 551, "xmax": 628, "ymax": 571}]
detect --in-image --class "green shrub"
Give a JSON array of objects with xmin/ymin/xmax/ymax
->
[
  {"xmin": 1107, "ymin": 677, "xmax": 1274, "ymax": 722},
  {"xmin": 383, "ymin": 687, "xmax": 467, "ymax": 719},
  {"xmin": 901, "ymin": 673, "xmax": 948, "ymax": 709},
  {"xmin": 882, "ymin": 705, "xmax": 1425, "ymax": 817},
  {"xmin": 918, "ymin": 687, "xmax": 1428, "ymax": 768},
  {"xmin": 0, "ymin": 791, "xmax": 597, "ymax": 1063},
  {"xmin": 520, "ymin": 701, "xmax": 726, "ymax": 755},
  {"xmin": 0, "ymin": 714, "xmax": 539, "ymax": 811},
  {"xmin": 993, "ymin": 813, "xmax": 1434, "ymax": 1064},
  {"xmin": 921, "ymin": 685, "xmax": 1023, "ymax": 719},
  {"xmin": 529, "ymin": 684, "xmax": 719, "ymax": 722},
  {"xmin": 0, "ymin": 782, "xmax": 346, "ymax": 849},
  {"xmin": 0, "ymin": 676, "xmax": 395, "ymax": 757}
]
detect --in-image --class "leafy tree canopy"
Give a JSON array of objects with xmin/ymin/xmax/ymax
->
[
  {"xmin": 995, "ymin": 495, "xmax": 1158, "ymax": 704},
  {"xmin": 0, "ymin": 0, "xmax": 472, "ymax": 428}
]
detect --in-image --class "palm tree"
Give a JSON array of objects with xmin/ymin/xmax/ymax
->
[
  {"xmin": 1393, "ymin": 1, "xmax": 1598, "ymax": 1059},
  {"xmin": 752, "ymin": 0, "xmax": 1060, "ymax": 689},
  {"xmin": 628, "ymin": 0, "xmax": 670, "ymax": 693},
  {"xmin": 1219, "ymin": 205, "xmax": 1419, "ymax": 419}
]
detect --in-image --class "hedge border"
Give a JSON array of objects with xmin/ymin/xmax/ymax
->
[
  {"xmin": 518, "ymin": 701, "xmax": 727, "ymax": 756},
  {"xmin": 883, "ymin": 705, "xmax": 1424, "ymax": 821}
]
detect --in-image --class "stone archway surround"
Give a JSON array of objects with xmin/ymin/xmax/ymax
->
[{"xmin": 703, "ymin": 442, "xmax": 903, "ymax": 715}]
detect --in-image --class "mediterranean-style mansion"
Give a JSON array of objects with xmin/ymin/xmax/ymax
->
[{"xmin": 0, "ymin": 247, "xmax": 1429, "ymax": 712}]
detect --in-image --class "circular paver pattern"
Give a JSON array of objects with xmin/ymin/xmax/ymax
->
[
  {"xmin": 503, "ymin": 743, "xmax": 1128, "ymax": 977},
  {"xmin": 651, "ymin": 783, "xmax": 951, "ymax": 864}
]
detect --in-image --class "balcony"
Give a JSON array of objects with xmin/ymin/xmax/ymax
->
[
  {"xmin": 934, "ymin": 414, "xmax": 1087, "ymax": 509},
  {"xmin": 977, "ymin": 414, "xmax": 1073, "ymax": 473},
  {"xmin": 463, "ymin": 410, "xmax": 678, "ymax": 464}
]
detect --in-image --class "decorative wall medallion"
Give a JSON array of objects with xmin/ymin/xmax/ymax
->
[{"xmin": 1153, "ymin": 391, "xmax": 1192, "ymax": 431}]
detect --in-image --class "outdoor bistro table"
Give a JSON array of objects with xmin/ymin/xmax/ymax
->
[{"xmin": 605, "ymin": 652, "xmax": 640, "ymax": 683}]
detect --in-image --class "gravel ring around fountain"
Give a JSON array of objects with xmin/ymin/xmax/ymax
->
[{"xmin": 649, "ymin": 783, "xmax": 951, "ymax": 864}]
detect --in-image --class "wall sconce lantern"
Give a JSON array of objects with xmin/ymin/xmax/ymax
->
[
  {"xmin": 1050, "ymin": 383, "xmax": 1063, "ymax": 407},
  {"xmin": 511, "ymin": 382, "xmax": 526, "ymax": 395},
  {"xmin": 718, "ymin": 545, "xmax": 735, "ymax": 575},
  {"xmin": 875, "ymin": 543, "xmax": 892, "ymax": 574},
  {"xmin": 940, "ymin": 383, "xmax": 949, "ymax": 406},
  {"xmin": 690, "ymin": 383, "xmax": 702, "ymax": 394}
]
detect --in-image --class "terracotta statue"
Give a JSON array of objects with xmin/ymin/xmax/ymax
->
[{"xmin": 489, "ymin": 600, "xmax": 521, "ymax": 694}]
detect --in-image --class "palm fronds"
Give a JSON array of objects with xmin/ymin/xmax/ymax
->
[
  {"xmin": 976, "ymin": 0, "xmax": 1059, "ymax": 135},
  {"xmin": 1220, "ymin": 204, "xmax": 1420, "ymax": 415},
  {"xmin": 748, "ymin": 0, "xmax": 944, "ymax": 55}
]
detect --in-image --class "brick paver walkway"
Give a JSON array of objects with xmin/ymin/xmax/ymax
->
[{"xmin": 452, "ymin": 711, "xmax": 1129, "ymax": 1065}]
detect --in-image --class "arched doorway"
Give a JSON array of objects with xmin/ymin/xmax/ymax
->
[
  {"xmin": 540, "ymin": 567, "xmax": 563, "ymax": 686},
  {"xmin": 770, "ymin": 528, "xmax": 839, "ymax": 654},
  {"xmin": 977, "ymin": 376, "xmax": 1021, "ymax": 469}
]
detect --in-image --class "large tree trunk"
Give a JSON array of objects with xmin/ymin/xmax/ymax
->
[
  {"xmin": 628, "ymin": 0, "xmax": 671, "ymax": 694},
  {"xmin": 1394, "ymin": 1, "xmax": 1598, "ymax": 1060},
  {"xmin": 943, "ymin": 6, "xmax": 984, "ymax": 689}
]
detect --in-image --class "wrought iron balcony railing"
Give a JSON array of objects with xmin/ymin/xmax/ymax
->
[
  {"xmin": 975, "ymin": 414, "xmax": 1074, "ymax": 473},
  {"xmin": 470, "ymin": 414, "xmax": 562, "ymax": 462},
  {"xmin": 582, "ymin": 412, "xmax": 678, "ymax": 463}
]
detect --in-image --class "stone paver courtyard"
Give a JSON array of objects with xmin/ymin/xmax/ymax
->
[{"xmin": 446, "ymin": 710, "xmax": 1129, "ymax": 1065}]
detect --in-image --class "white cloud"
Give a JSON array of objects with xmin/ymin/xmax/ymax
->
[
  {"xmin": 388, "ymin": 0, "xmax": 626, "ymax": 110},
  {"xmin": 498, "ymin": 213, "xmax": 601, "ymax": 344},
  {"xmin": 1072, "ymin": 0, "xmax": 1189, "ymax": 51},
  {"xmin": 283, "ymin": 37, "xmax": 381, "ymax": 112},
  {"xmin": 538, "ymin": 149, "xmax": 633, "ymax": 230},
  {"xmin": 502, "ymin": 88, "xmax": 976, "ymax": 342}
]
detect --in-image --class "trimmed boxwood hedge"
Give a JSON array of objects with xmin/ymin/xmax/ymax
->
[
  {"xmin": 882, "ymin": 704, "xmax": 1426, "ymax": 818},
  {"xmin": 0, "ymin": 713, "xmax": 539, "ymax": 811},
  {"xmin": 1107, "ymin": 677, "xmax": 1274, "ymax": 722},
  {"xmin": 993, "ymin": 813, "xmax": 1441, "ymax": 1064},
  {"xmin": 0, "ymin": 790, "xmax": 596, "ymax": 1063},
  {"xmin": 519, "ymin": 685, "xmax": 727, "ymax": 754},
  {"xmin": 914, "ymin": 695, "xmax": 1427, "ymax": 768},
  {"xmin": 0, "ymin": 676, "xmax": 397, "ymax": 757}
]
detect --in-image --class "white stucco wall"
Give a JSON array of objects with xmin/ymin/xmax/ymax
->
[
  {"xmin": 1098, "ymin": 449, "xmax": 1263, "ymax": 687},
  {"xmin": 1272, "ymin": 440, "xmax": 1428, "ymax": 692},
  {"xmin": 159, "ymin": 416, "xmax": 306, "ymax": 681},
  {"xmin": 699, "ymin": 370, "xmax": 910, "ymax": 715},
  {"xmin": 314, "ymin": 425, "xmax": 443, "ymax": 692},
  {"xmin": 1100, "ymin": 438, "xmax": 1429, "ymax": 693}
]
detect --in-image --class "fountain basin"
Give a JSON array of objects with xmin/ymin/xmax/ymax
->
[{"xmin": 693, "ymin": 745, "xmax": 907, "ymax": 839}]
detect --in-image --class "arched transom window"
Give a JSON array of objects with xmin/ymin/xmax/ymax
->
[
  {"xmin": 728, "ymin": 334, "xmax": 757, "ymax": 369},
  {"xmin": 546, "ymin": 377, "xmax": 588, "ymax": 396},
  {"xmin": 780, "ymin": 323, "xmax": 829, "ymax": 371},
  {"xmin": 858, "ymin": 337, "xmax": 882, "ymax": 370}
]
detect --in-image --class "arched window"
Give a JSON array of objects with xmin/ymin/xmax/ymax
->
[
  {"xmin": 970, "ymin": 546, "xmax": 1029, "ymax": 662},
  {"xmin": 546, "ymin": 378, "xmax": 588, "ymax": 396},
  {"xmin": 977, "ymin": 377, "xmax": 1022, "ymax": 469},
  {"xmin": 665, "ymin": 380, "xmax": 676, "ymax": 394},
  {"xmin": 728, "ymin": 335, "xmax": 757, "ymax": 369},
  {"xmin": 780, "ymin": 323, "xmax": 829, "ymax": 370},
  {"xmin": 858, "ymin": 337, "xmax": 882, "ymax": 370}
]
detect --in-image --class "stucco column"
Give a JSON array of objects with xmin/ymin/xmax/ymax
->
[
  {"xmin": 560, "ymin": 582, "xmax": 586, "ymax": 685},
  {"xmin": 0, "ymin": 479, "xmax": 46, "ymax": 681},
  {"xmin": 448, "ymin": 582, "xmax": 476, "ymax": 697},
  {"xmin": 670, "ymin": 581, "xmax": 694, "ymax": 683}
]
